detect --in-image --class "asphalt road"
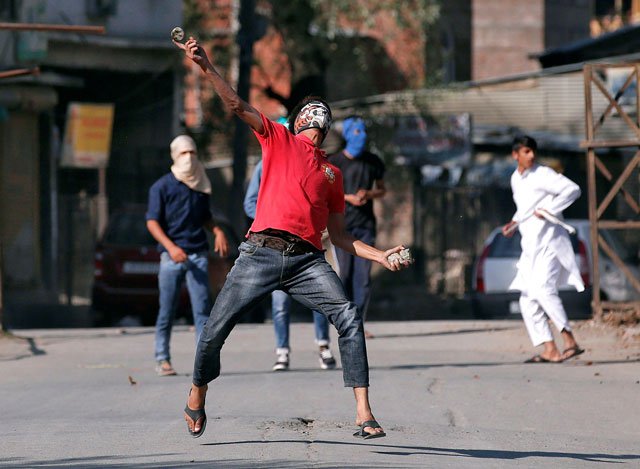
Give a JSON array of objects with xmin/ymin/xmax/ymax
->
[{"xmin": 1, "ymin": 320, "xmax": 639, "ymax": 468}]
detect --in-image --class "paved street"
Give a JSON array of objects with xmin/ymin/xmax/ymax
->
[{"xmin": 1, "ymin": 319, "xmax": 639, "ymax": 468}]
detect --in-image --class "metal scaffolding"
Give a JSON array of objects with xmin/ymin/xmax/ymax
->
[{"xmin": 582, "ymin": 63, "xmax": 640, "ymax": 319}]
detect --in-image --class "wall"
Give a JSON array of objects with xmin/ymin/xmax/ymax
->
[
  {"xmin": 545, "ymin": 0, "xmax": 593, "ymax": 48},
  {"xmin": 0, "ymin": 111, "xmax": 40, "ymax": 287},
  {"xmin": 472, "ymin": 0, "xmax": 545, "ymax": 80}
]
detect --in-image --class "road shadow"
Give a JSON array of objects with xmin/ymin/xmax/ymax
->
[
  {"xmin": 0, "ymin": 336, "xmax": 46, "ymax": 361},
  {"xmin": 203, "ymin": 439, "xmax": 640, "ymax": 464},
  {"xmin": 0, "ymin": 455, "xmax": 319, "ymax": 469},
  {"xmin": 369, "ymin": 325, "xmax": 519, "ymax": 340}
]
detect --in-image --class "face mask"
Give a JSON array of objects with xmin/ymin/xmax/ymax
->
[
  {"xmin": 342, "ymin": 117, "xmax": 367, "ymax": 158},
  {"xmin": 169, "ymin": 135, "xmax": 211, "ymax": 194},
  {"xmin": 294, "ymin": 101, "xmax": 332, "ymax": 135}
]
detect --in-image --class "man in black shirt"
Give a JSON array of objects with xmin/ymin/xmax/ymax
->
[{"xmin": 329, "ymin": 117, "xmax": 386, "ymax": 338}]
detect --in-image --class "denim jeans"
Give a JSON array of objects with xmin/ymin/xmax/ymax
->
[
  {"xmin": 155, "ymin": 251, "xmax": 210, "ymax": 362},
  {"xmin": 193, "ymin": 241, "xmax": 368, "ymax": 387},
  {"xmin": 271, "ymin": 289, "xmax": 330, "ymax": 349},
  {"xmin": 335, "ymin": 226, "xmax": 375, "ymax": 321}
]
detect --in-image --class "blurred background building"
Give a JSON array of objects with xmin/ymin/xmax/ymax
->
[{"xmin": 1, "ymin": 0, "xmax": 639, "ymax": 327}]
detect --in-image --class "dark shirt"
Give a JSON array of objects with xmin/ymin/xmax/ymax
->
[
  {"xmin": 328, "ymin": 150, "xmax": 385, "ymax": 231},
  {"xmin": 146, "ymin": 173, "xmax": 212, "ymax": 253}
]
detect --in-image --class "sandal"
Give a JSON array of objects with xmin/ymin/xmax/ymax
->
[
  {"xmin": 524, "ymin": 354, "xmax": 563, "ymax": 364},
  {"xmin": 184, "ymin": 390, "xmax": 207, "ymax": 438},
  {"xmin": 562, "ymin": 346, "xmax": 585, "ymax": 360},
  {"xmin": 353, "ymin": 420, "xmax": 386, "ymax": 439}
]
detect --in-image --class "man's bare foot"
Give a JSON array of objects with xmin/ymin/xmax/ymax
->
[
  {"xmin": 352, "ymin": 387, "xmax": 385, "ymax": 438},
  {"xmin": 184, "ymin": 384, "xmax": 207, "ymax": 434},
  {"xmin": 539, "ymin": 341, "xmax": 563, "ymax": 362},
  {"xmin": 539, "ymin": 351, "xmax": 563, "ymax": 362}
]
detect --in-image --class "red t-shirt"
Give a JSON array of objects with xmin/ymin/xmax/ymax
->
[{"xmin": 249, "ymin": 113, "xmax": 345, "ymax": 250}]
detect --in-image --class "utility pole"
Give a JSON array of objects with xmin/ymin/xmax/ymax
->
[
  {"xmin": 0, "ymin": 243, "xmax": 4, "ymax": 332},
  {"xmin": 228, "ymin": 0, "xmax": 256, "ymax": 232}
]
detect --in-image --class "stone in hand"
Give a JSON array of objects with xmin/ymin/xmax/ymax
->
[{"xmin": 171, "ymin": 27, "xmax": 185, "ymax": 42}]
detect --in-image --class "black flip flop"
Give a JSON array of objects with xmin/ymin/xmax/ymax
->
[
  {"xmin": 184, "ymin": 405, "xmax": 207, "ymax": 438},
  {"xmin": 184, "ymin": 389, "xmax": 207, "ymax": 438},
  {"xmin": 524, "ymin": 354, "xmax": 563, "ymax": 364},
  {"xmin": 562, "ymin": 346, "xmax": 585, "ymax": 360},
  {"xmin": 353, "ymin": 420, "xmax": 386, "ymax": 439}
]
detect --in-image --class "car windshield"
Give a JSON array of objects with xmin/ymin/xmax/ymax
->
[
  {"xmin": 489, "ymin": 231, "xmax": 580, "ymax": 257},
  {"xmin": 103, "ymin": 211, "xmax": 156, "ymax": 246}
]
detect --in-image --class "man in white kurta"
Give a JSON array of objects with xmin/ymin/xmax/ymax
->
[{"xmin": 503, "ymin": 135, "xmax": 585, "ymax": 363}]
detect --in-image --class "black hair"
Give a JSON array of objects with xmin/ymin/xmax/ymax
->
[
  {"xmin": 512, "ymin": 135, "xmax": 537, "ymax": 152},
  {"xmin": 287, "ymin": 96, "xmax": 332, "ymax": 135}
]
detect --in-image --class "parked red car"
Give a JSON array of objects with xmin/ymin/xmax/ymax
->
[{"xmin": 91, "ymin": 205, "xmax": 239, "ymax": 326}]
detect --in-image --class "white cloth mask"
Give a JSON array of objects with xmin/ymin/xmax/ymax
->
[{"xmin": 170, "ymin": 135, "xmax": 211, "ymax": 194}]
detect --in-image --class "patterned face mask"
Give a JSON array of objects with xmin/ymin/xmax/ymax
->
[{"xmin": 294, "ymin": 101, "xmax": 332, "ymax": 135}]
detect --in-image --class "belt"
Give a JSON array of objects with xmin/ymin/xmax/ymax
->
[{"xmin": 247, "ymin": 230, "xmax": 319, "ymax": 255}]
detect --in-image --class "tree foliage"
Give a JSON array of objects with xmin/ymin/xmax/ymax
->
[
  {"xmin": 183, "ymin": 0, "xmax": 441, "ymax": 156},
  {"xmin": 264, "ymin": 0, "xmax": 441, "ymax": 107}
]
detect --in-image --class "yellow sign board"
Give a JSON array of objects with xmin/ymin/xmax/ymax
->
[{"xmin": 61, "ymin": 103, "xmax": 114, "ymax": 168}]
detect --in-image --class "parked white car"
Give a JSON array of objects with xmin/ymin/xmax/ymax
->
[{"xmin": 471, "ymin": 219, "xmax": 640, "ymax": 319}]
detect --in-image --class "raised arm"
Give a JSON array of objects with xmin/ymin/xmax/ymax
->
[{"xmin": 174, "ymin": 37, "xmax": 264, "ymax": 133}]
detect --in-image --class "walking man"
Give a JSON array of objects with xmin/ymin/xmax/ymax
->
[
  {"xmin": 146, "ymin": 135, "xmax": 229, "ymax": 376},
  {"xmin": 503, "ymin": 135, "xmax": 585, "ymax": 363},
  {"xmin": 174, "ymin": 36, "xmax": 410, "ymax": 439}
]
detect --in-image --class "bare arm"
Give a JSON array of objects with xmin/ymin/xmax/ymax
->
[
  {"xmin": 364, "ymin": 179, "xmax": 387, "ymax": 200},
  {"xmin": 174, "ymin": 37, "xmax": 264, "ymax": 133},
  {"xmin": 347, "ymin": 179, "xmax": 387, "ymax": 207},
  {"xmin": 146, "ymin": 219, "xmax": 187, "ymax": 263},
  {"xmin": 203, "ymin": 219, "xmax": 229, "ymax": 257},
  {"xmin": 326, "ymin": 212, "xmax": 408, "ymax": 271}
]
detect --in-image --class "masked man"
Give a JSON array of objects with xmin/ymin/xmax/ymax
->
[
  {"xmin": 146, "ymin": 135, "xmax": 229, "ymax": 376},
  {"xmin": 174, "ymin": 37, "xmax": 411, "ymax": 440},
  {"xmin": 329, "ymin": 116, "xmax": 387, "ymax": 339}
]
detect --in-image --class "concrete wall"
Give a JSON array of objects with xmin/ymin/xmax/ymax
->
[
  {"xmin": 472, "ymin": 0, "xmax": 545, "ymax": 80},
  {"xmin": 471, "ymin": 0, "xmax": 592, "ymax": 80},
  {"xmin": 0, "ymin": 111, "xmax": 41, "ymax": 287}
]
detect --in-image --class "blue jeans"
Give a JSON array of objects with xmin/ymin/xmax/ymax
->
[
  {"xmin": 335, "ymin": 226, "xmax": 374, "ymax": 322},
  {"xmin": 271, "ymin": 289, "xmax": 330, "ymax": 349},
  {"xmin": 155, "ymin": 251, "xmax": 210, "ymax": 362},
  {"xmin": 193, "ymin": 241, "xmax": 368, "ymax": 387}
]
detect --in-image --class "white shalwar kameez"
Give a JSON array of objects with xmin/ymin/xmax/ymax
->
[{"xmin": 509, "ymin": 164, "xmax": 584, "ymax": 346}]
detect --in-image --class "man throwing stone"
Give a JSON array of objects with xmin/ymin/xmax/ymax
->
[{"xmin": 174, "ymin": 36, "xmax": 410, "ymax": 440}]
